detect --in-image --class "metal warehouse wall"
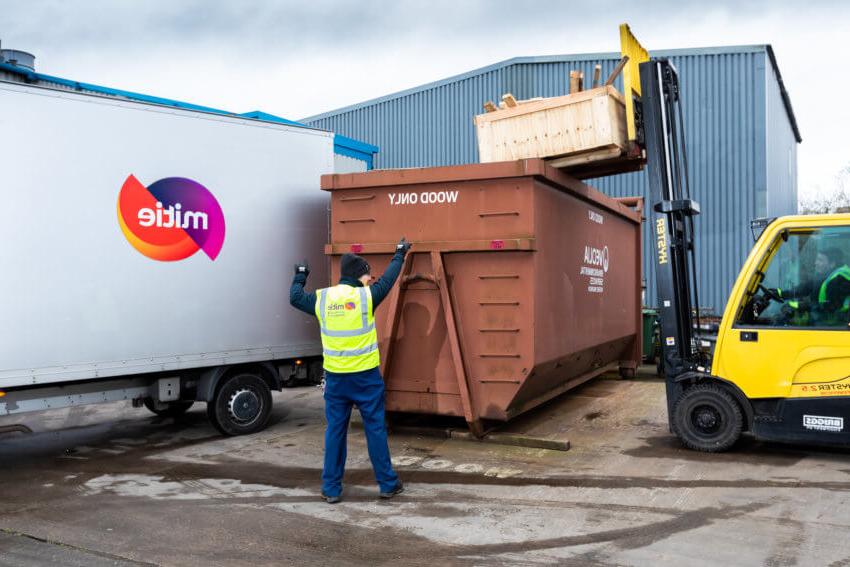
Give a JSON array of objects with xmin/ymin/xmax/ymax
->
[
  {"xmin": 305, "ymin": 45, "xmax": 801, "ymax": 312},
  {"xmin": 765, "ymin": 53, "xmax": 799, "ymax": 218}
]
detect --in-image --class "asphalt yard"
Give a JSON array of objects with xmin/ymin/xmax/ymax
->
[{"xmin": 1, "ymin": 368, "xmax": 849, "ymax": 566}]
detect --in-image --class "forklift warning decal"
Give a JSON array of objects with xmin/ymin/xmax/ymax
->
[
  {"xmin": 117, "ymin": 175, "xmax": 226, "ymax": 262},
  {"xmin": 580, "ymin": 245, "xmax": 609, "ymax": 293}
]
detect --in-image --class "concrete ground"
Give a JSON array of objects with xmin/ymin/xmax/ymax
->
[{"xmin": 2, "ymin": 369, "xmax": 850, "ymax": 566}]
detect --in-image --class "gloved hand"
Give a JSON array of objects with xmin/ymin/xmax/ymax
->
[
  {"xmin": 396, "ymin": 237, "xmax": 412, "ymax": 255},
  {"xmin": 779, "ymin": 302, "xmax": 796, "ymax": 319},
  {"xmin": 751, "ymin": 295, "xmax": 769, "ymax": 318},
  {"xmin": 294, "ymin": 260, "xmax": 310, "ymax": 277}
]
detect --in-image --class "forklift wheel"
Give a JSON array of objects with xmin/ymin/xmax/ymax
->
[{"xmin": 672, "ymin": 383, "xmax": 743, "ymax": 452}]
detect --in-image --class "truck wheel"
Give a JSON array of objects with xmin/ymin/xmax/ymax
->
[
  {"xmin": 207, "ymin": 372, "xmax": 272, "ymax": 436},
  {"xmin": 143, "ymin": 399, "xmax": 194, "ymax": 418},
  {"xmin": 672, "ymin": 383, "xmax": 742, "ymax": 452}
]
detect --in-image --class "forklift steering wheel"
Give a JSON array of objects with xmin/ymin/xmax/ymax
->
[{"xmin": 758, "ymin": 284, "xmax": 785, "ymax": 304}]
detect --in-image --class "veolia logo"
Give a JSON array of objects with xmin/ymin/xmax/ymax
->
[
  {"xmin": 117, "ymin": 175, "xmax": 226, "ymax": 261},
  {"xmin": 583, "ymin": 245, "xmax": 609, "ymax": 273}
]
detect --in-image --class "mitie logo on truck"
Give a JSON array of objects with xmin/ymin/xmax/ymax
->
[{"xmin": 117, "ymin": 175, "xmax": 226, "ymax": 261}]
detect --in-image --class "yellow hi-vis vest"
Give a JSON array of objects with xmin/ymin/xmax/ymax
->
[{"xmin": 315, "ymin": 284, "xmax": 380, "ymax": 373}]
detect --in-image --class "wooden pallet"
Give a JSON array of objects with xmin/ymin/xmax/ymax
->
[
  {"xmin": 474, "ymin": 54, "xmax": 646, "ymax": 178},
  {"xmin": 474, "ymin": 85, "xmax": 629, "ymax": 167}
]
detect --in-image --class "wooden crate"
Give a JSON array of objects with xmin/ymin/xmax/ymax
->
[{"xmin": 474, "ymin": 85, "xmax": 629, "ymax": 169}]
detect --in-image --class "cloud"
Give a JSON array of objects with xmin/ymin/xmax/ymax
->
[{"xmin": 1, "ymin": 0, "xmax": 848, "ymax": 198}]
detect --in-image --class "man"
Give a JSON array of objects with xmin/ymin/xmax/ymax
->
[
  {"xmin": 289, "ymin": 238, "xmax": 411, "ymax": 503},
  {"xmin": 776, "ymin": 247, "xmax": 850, "ymax": 325},
  {"xmin": 815, "ymin": 248, "xmax": 850, "ymax": 325}
]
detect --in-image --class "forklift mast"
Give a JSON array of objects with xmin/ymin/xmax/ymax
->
[{"xmin": 639, "ymin": 59, "xmax": 707, "ymax": 414}]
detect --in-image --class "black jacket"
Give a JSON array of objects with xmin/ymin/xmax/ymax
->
[{"xmin": 289, "ymin": 250, "xmax": 405, "ymax": 316}]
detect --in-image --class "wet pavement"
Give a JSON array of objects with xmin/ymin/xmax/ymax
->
[{"xmin": 2, "ymin": 369, "xmax": 850, "ymax": 566}]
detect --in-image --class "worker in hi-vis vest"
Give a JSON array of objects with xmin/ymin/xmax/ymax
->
[
  {"xmin": 289, "ymin": 237, "xmax": 411, "ymax": 503},
  {"xmin": 773, "ymin": 247, "xmax": 850, "ymax": 326}
]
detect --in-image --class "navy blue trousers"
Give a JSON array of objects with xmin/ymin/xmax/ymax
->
[{"xmin": 322, "ymin": 366, "xmax": 399, "ymax": 497}]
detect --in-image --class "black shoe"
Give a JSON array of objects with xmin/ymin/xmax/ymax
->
[
  {"xmin": 321, "ymin": 492, "xmax": 342, "ymax": 504},
  {"xmin": 380, "ymin": 482, "xmax": 404, "ymax": 499}
]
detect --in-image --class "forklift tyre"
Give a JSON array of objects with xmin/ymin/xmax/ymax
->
[
  {"xmin": 672, "ymin": 383, "xmax": 743, "ymax": 452},
  {"xmin": 144, "ymin": 399, "xmax": 194, "ymax": 418},
  {"xmin": 207, "ymin": 372, "xmax": 273, "ymax": 436}
]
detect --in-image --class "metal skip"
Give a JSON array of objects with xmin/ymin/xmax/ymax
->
[{"xmin": 322, "ymin": 159, "xmax": 643, "ymax": 434}]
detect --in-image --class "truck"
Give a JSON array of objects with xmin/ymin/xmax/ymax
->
[{"xmin": 0, "ymin": 79, "xmax": 332, "ymax": 435}]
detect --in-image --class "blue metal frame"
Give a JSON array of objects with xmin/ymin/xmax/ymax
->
[
  {"xmin": 240, "ymin": 110, "xmax": 377, "ymax": 168},
  {"xmin": 0, "ymin": 62, "xmax": 379, "ymax": 169}
]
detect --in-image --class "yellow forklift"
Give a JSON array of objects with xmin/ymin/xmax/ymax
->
[{"xmin": 640, "ymin": 57, "xmax": 850, "ymax": 451}]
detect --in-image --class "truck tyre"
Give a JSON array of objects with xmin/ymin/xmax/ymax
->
[
  {"xmin": 672, "ymin": 383, "xmax": 743, "ymax": 452},
  {"xmin": 207, "ymin": 372, "xmax": 272, "ymax": 436},
  {"xmin": 143, "ymin": 399, "xmax": 194, "ymax": 418}
]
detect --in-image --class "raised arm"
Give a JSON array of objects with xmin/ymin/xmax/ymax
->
[
  {"xmin": 369, "ymin": 238, "xmax": 411, "ymax": 309},
  {"xmin": 289, "ymin": 261, "xmax": 318, "ymax": 316}
]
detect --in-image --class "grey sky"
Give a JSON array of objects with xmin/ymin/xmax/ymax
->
[{"xmin": 2, "ymin": 0, "xmax": 848, "ymax": 199}]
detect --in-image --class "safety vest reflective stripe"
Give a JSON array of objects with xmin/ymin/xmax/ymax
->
[
  {"xmin": 323, "ymin": 343, "xmax": 380, "ymax": 357},
  {"xmin": 320, "ymin": 322, "xmax": 376, "ymax": 338},
  {"xmin": 819, "ymin": 265, "xmax": 850, "ymax": 310},
  {"xmin": 359, "ymin": 287, "xmax": 368, "ymax": 328}
]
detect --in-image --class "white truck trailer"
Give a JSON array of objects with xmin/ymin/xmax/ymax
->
[{"xmin": 0, "ymin": 80, "xmax": 332, "ymax": 435}]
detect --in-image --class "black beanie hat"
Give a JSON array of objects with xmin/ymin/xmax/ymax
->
[{"xmin": 340, "ymin": 253, "xmax": 370, "ymax": 280}]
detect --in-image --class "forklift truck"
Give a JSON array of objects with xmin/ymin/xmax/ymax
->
[{"xmin": 640, "ymin": 58, "xmax": 850, "ymax": 452}]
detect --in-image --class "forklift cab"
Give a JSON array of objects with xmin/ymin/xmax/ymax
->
[
  {"xmin": 710, "ymin": 215, "xmax": 850, "ymax": 443},
  {"xmin": 736, "ymin": 223, "xmax": 850, "ymax": 329}
]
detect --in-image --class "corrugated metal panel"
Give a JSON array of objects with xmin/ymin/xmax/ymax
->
[
  {"xmin": 303, "ymin": 46, "xmax": 799, "ymax": 313},
  {"xmin": 593, "ymin": 51, "xmax": 768, "ymax": 314},
  {"xmin": 765, "ymin": 56, "xmax": 799, "ymax": 217}
]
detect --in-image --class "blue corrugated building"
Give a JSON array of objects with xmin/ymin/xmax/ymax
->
[{"xmin": 303, "ymin": 45, "xmax": 801, "ymax": 312}]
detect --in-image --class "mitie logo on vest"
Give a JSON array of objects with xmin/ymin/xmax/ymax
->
[
  {"xmin": 117, "ymin": 175, "xmax": 226, "ymax": 262},
  {"xmin": 327, "ymin": 301, "xmax": 357, "ymax": 315}
]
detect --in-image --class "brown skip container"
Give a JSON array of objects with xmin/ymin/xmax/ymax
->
[{"xmin": 321, "ymin": 159, "xmax": 642, "ymax": 435}]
